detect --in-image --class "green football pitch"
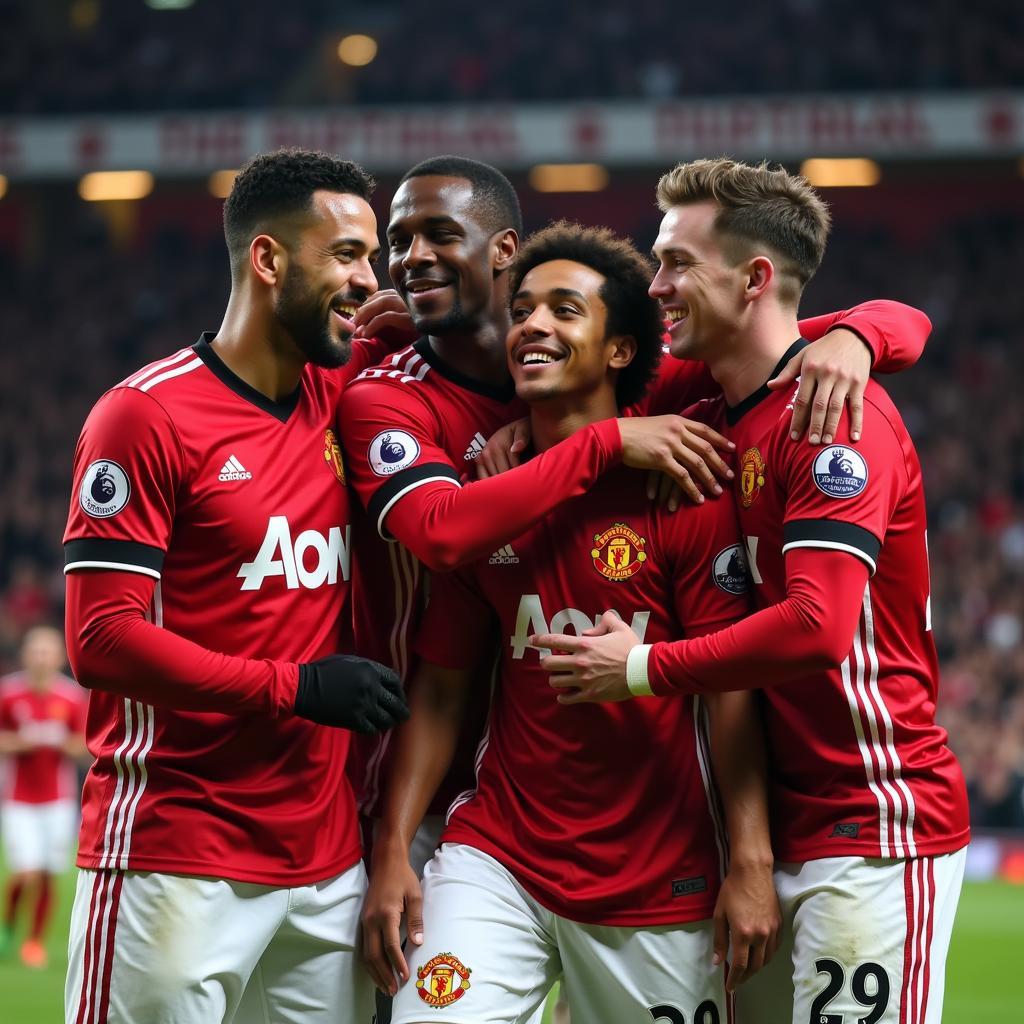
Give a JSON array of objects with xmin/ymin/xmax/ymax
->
[{"xmin": 1, "ymin": 869, "xmax": 1020, "ymax": 1023}]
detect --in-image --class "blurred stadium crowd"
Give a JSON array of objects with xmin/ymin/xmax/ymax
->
[
  {"xmin": 1, "ymin": 0, "xmax": 1022, "ymax": 114},
  {"xmin": 0, "ymin": 196, "xmax": 1021, "ymax": 831}
]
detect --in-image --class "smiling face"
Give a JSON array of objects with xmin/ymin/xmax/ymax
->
[
  {"xmin": 507, "ymin": 259, "xmax": 635, "ymax": 407},
  {"xmin": 274, "ymin": 190, "xmax": 380, "ymax": 368},
  {"xmin": 649, "ymin": 200, "xmax": 748, "ymax": 362},
  {"xmin": 387, "ymin": 175, "xmax": 507, "ymax": 335}
]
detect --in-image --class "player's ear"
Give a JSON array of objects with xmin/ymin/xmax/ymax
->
[
  {"xmin": 744, "ymin": 255, "xmax": 774, "ymax": 302},
  {"xmin": 492, "ymin": 229, "xmax": 519, "ymax": 273},
  {"xmin": 250, "ymin": 234, "xmax": 286, "ymax": 287},
  {"xmin": 607, "ymin": 334, "xmax": 637, "ymax": 371}
]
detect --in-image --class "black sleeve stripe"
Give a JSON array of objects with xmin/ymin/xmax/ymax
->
[
  {"xmin": 782, "ymin": 519, "xmax": 880, "ymax": 571},
  {"xmin": 64, "ymin": 538, "xmax": 165, "ymax": 575},
  {"xmin": 366, "ymin": 462, "xmax": 462, "ymax": 538}
]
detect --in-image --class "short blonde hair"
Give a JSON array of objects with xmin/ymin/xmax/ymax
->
[{"xmin": 656, "ymin": 157, "xmax": 831, "ymax": 304}]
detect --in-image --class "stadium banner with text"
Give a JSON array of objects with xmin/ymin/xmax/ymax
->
[{"xmin": 1, "ymin": 92, "xmax": 1021, "ymax": 178}]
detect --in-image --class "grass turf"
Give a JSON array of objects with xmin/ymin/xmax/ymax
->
[{"xmin": 1, "ymin": 869, "xmax": 1019, "ymax": 1023}]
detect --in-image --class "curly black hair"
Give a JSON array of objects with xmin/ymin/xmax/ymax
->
[
  {"xmin": 223, "ymin": 148, "xmax": 375, "ymax": 276},
  {"xmin": 511, "ymin": 221, "xmax": 663, "ymax": 408},
  {"xmin": 400, "ymin": 155, "xmax": 523, "ymax": 238}
]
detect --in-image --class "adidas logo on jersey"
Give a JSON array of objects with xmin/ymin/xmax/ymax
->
[
  {"xmin": 489, "ymin": 544, "xmax": 519, "ymax": 565},
  {"xmin": 463, "ymin": 432, "xmax": 487, "ymax": 461},
  {"xmin": 218, "ymin": 455, "xmax": 252, "ymax": 482}
]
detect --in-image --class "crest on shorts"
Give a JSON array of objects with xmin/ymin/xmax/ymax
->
[
  {"xmin": 416, "ymin": 952, "xmax": 472, "ymax": 1008},
  {"xmin": 739, "ymin": 447, "xmax": 766, "ymax": 508},
  {"xmin": 591, "ymin": 523, "xmax": 647, "ymax": 582},
  {"xmin": 323, "ymin": 429, "xmax": 345, "ymax": 484}
]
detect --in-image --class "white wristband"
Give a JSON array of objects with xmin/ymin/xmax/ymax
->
[{"xmin": 626, "ymin": 644, "xmax": 654, "ymax": 697}]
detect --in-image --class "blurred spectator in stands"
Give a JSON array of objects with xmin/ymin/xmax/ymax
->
[
  {"xmin": 1, "ymin": 0, "xmax": 1021, "ymax": 113},
  {"xmin": 0, "ymin": 626, "xmax": 88, "ymax": 968},
  {"xmin": 0, "ymin": 562, "xmax": 55, "ymax": 660}
]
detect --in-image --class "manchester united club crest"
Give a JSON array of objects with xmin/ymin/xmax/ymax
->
[
  {"xmin": 591, "ymin": 523, "xmax": 647, "ymax": 582},
  {"xmin": 739, "ymin": 447, "xmax": 766, "ymax": 508},
  {"xmin": 416, "ymin": 952, "xmax": 472, "ymax": 1008},
  {"xmin": 323, "ymin": 429, "xmax": 345, "ymax": 484}
]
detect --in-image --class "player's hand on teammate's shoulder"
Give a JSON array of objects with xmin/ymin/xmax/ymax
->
[
  {"xmin": 476, "ymin": 418, "xmax": 531, "ymax": 478},
  {"xmin": 619, "ymin": 415, "xmax": 735, "ymax": 508},
  {"xmin": 531, "ymin": 611, "xmax": 638, "ymax": 704},
  {"xmin": 352, "ymin": 288, "xmax": 419, "ymax": 345},
  {"xmin": 361, "ymin": 843, "xmax": 424, "ymax": 996},
  {"xmin": 768, "ymin": 327, "xmax": 870, "ymax": 445},
  {"xmin": 293, "ymin": 655, "xmax": 409, "ymax": 735},
  {"xmin": 712, "ymin": 857, "xmax": 781, "ymax": 992},
  {"xmin": 477, "ymin": 413, "xmax": 737, "ymax": 510}
]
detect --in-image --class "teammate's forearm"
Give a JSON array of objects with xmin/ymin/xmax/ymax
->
[
  {"xmin": 375, "ymin": 664, "xmax": 469, "ymax": 856},
  {"xmin": 799, "ymin": 301, "xmax": 931, "ymax": 373},
  {"xmin": 384, "ymin": 418, "xmax": 622, "ymax": 571},
  {"xmin": 705, "ymin": 691, "xmax": 773, "ymax": 867},
  {"xmin": 66, "ymin": 571, "xmax": 297, "ymax": 716},
  {"xmin": 638, "ymin": 549, "xmax": 869, "ymax": 696}
]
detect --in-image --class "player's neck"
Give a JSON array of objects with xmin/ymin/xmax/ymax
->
[
  {"xmin": 213, "ymin": 293, "xmax": 306, "ymax": 401},
  {"xmin": 707, "ymin": 306, "xmax": 801, "ymax": 407},
  {"xmin": 530, "ymin": 391, "xmax": 619, "ymax": 454},
  {"xmin": 428, "ymin": 316, "xmax": 512, "ymax": 389}
]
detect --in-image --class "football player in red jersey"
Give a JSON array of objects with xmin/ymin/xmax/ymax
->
[
  {"xmin": 0, "ymin": 626, "xmax": 87, "ymax": 969},
  {"xmin": 533, "ymin": 159, "xmax": 969, "ymax": 1024},
  {"xmin": 362, "ymin": 223, "xmax": 779, "ymax": 1023},
  {"xmin": 62, "ymin": 150, "xmax": 409, "ymax": 1024}
]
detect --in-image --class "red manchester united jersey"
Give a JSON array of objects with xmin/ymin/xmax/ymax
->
[
  {"xmin": 689, "ymin": 340, "xmax": 970, "ymax": 863},
  {"xmin": 341, "ymin": 340, "xmax": 527, "ymax": 817},
  {"xmin": 63, "ymin": 334, "xmax": 385, "ymax": 885},
  {"xmin": 416, "ymin": 466, "xmax": 749, "ymax": 926},
  {"xmin": 0, "ymin": 673, "xmax": 86, "ymax": 804}
]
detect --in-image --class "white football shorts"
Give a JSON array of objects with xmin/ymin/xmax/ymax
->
[
  {"xmin": 735, "ymin": 850, "xmax": 966, "ymax": 1024},
  {"xmin": 65, "ymin": 859, "xmax": 373, "ymax": 1024},
  {"xmin": 391, "ymin": 842, "xmax": 727, "ymax": 1024},
  {"xmin": 1, "ymin": 798, "xmax": 78, "ymax": 873}
]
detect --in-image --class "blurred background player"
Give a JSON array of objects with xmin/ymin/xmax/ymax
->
[
  {"xmin": 534, "ymin": 159, "xmax": 970, "ymax": 1024},
  {"xmin": 0, "ymin": 626, "xmax": 87, "ymax": 969},
  {"xmin": 61, "ymin": 149, "xmax": 407, "ymax": 1024},
  {"xmin": 363, "ymin": 223, "xmax": 779, "ymax": 1023}
]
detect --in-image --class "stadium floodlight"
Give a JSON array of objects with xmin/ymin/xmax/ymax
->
[
  {"xmin": 337, "ymin": 34, "xmax": 378, "ymax": 67},
  {"xmin": 145, "ymin": 0, "xmax": 195, "ymax": 9},
  {"xmin": 70, "ymin": 0, "xmax": 100, "ymax": 30},
  {"xmin": 529, "ymin": 164, "xmax": 610, "ymax": 193},
  {"xmin": 208, "ymin": 170, "xmax": 239, "ymax": 199},
  {"xmin": 78, "ymin": 171, "xmax": 155, "ymax": 201},
  {"xmin": 800, "ymin": 158, "xmax": 881, "ymax": 187}
]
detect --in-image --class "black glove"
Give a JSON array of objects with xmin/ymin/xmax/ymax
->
[{"xmin": 295, "ymin": 655, "xmax": 409, "ymax": 735}]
